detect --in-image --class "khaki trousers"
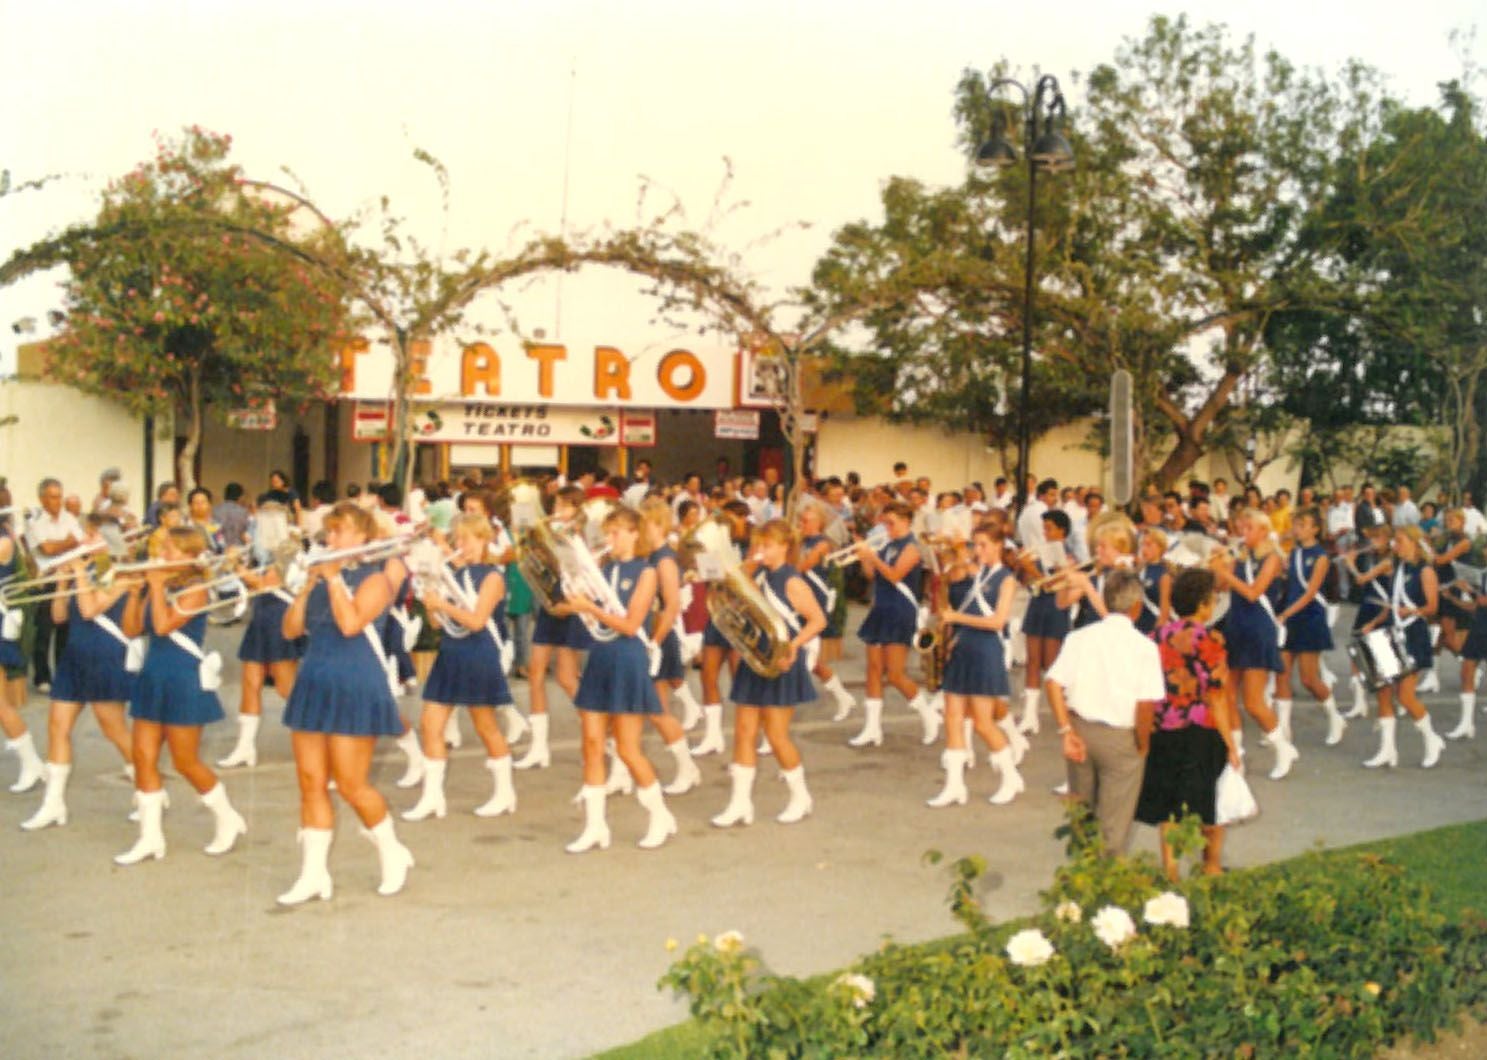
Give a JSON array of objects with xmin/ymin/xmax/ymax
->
[{"xmin": 1066, "ymin": 714, "xmax": 1145, "ymax": 855}]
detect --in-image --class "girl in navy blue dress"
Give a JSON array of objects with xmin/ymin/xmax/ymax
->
[
  {"xmin": 1013, "ymin": 509, "xmax": 1073, "ymax": 738},
  {"xmin": 218, "ymin": 511, "xmax": 305, "ymax": 770},
  {"xmin": 403, "ymin": 514, "xmax": 519, "ymax": 821},
  {"xmin": 0, "ymin": 511, "xmax": 47, "ymax": 794},
  {"xmin": 278, "ymin": 503, "xmax": 414, "ymax": 904},
  {"xmin": 712, "ymin": 520, "xmax": 826, "ymax": 828},
  {"xmin": 1209, "ymin": 509, "xmax": 1300, "ymax": 780},
  {"xmin": 20, "ymin": 516, "xmax": 137, "ymax": 831},
  {"xmin": 690, "ymin": 501, "xmax": 752, "ymax": 757},
  {"xmin": 116, "ymin": 527, "xmax": 246, "ymax": 866},
  {"xmin": 637, "ymin": 500, "xmax": 702, "ymax": 796},
  {"xmin": 1450, "ymin": 563, "xmax": 1487, "ymax": 740},
  {"xmin": 1427, "ymin": 508, "xmax": 1472, "ymax": 694},
  {"xmin": 797, "ymin": 503, "xmax": 856, "ymax": 719},
  {"xmin": 565, "ymin": 507, "xmax": 677, "ymax": 853},
  {"xmin": 1273, "ymin": 508, "xmax": 1346, "ymax": 747},
  {"xmin": 1135, "ymin": 529, "xmax": 1172, "ymax": 636},
  {"xmin": 1342, "ymin": 523, "xmax": 1394, "ymax": 719},
  {"xmin": 928, "ymin": 523, "xmax": 1024, "ymax": 808},
  {"xmin": 1358, "ymin": 526, "xmax": 1445, "ymax": 769},
  {"xmin": 849, "ymin": 502, "xmax": 936, "ymax": 748},
  {"xmin": 515, "ymin": 485, "xmax": 587, "ymax": 771}
]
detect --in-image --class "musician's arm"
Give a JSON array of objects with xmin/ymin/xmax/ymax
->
[
  {"xmin": 784, "ymin": 576, "xmax": 826, "ymax": 647},
  {"xmin": 282, "ymin": 570, "xmax": 319, "ymax": 639},
  {"xmin": 1279, "ymin": 555, "xmax": 1329, "ymax": 624},
  {"xmin": 651, "ymin": 558, "xmax": 682, "ymax": 645},
  {"xmin": 1158, "ymin": 572, "xmax": 1173, "ymax": 627},
  {"xmin": 1412, "ymin": 567, "xmax": 1439, "ymax": 621},
  {"xmin": 327, "ymin": 570, "xmax": 392, "ymax": 637},
  {"xmin": 148, "ymin": 575, "xmax": 203, "ymax": 637},
  {"xmin": 867, "ymin": 542, "xmax": 919, "ymax": 584}
]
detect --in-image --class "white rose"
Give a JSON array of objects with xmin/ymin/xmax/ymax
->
[
  {"xmin": 835, "ymin": 972, "xmax": 877, "ymax": 1009},
  {"xmin": 1005, "ymin": 928, "xmax": 1056, "ymax": 968},
  {"xmin": 1143, "ymin": 891, "xmax": 1190, "ymax": 929},
  {"xmin": 1091, "ymin": 905, "xmax": 1138, "ymax": 950},
  {"xmin": 1054, "ymin": 900, "xmax": 1083, "ymax": 923},
  {"xmin": 713, "ymin": 930, "xmax": 745, "ymax": 954}
]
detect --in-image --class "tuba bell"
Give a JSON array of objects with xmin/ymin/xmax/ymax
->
[
  {"xmin": 706, "ymin": 561, "xmax": 793, "ymax": 679},
  {"xmin": 516, "ymin": 517, "xmax": 570, "ymax": 613}
]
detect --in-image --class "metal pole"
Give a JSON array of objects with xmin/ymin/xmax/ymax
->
[{"xmin": 1017, "ymin": 102, "xmax": 1037, "ymax": 515}]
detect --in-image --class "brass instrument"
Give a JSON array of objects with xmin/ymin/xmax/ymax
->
[
  {"xmin": 406, "ymin": 538, "xmax": 476, "ymax": 640},
  {"xmin": 282, "ymin": 534, "xmax": 423, "ymax": 593},
  {"xmin": 1028, "ymin": 558, "xmax": 1098, "ymax": 596},
  {"xmin": 491, "ymin": 478, "xmax": 545, "ymax": 533},
  {"xmin": 516, "ymin": 517, "xmax": 569, "ymax": 612},
  {"xmin": 677, "ymin": 513, "xmax": 738, "ymax": 581},
  {"xmin": 577, "ymin": 497, "xmax": 617, "ymax": 551},
  {"xmin": 0, "ymin": 541, "xmax": 113, "ymax": 606},
  {"xmin": 823, "ymin": 524, "xmax": 889, "ymax": 568},
  {"xmin": 707, "ymin": 561, "xmax": 792, "ymax": 678},
  {"xmin": 169, "ymin": 540, "xmax": 303, "ymax": 617}
]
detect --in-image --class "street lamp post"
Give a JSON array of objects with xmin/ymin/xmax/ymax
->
[{"xmin": 975, "ymin": 74, "xmax": 1074, "ymax": 514}]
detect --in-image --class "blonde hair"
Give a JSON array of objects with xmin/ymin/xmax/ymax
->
[
  {"xmin": 1142, "ymin": 527, "xmax": 1169, "ymax": 553},
  {"xmin": 638, "ymin": 497, "xmax": 675, "ymax": 538},
  {"xmin": 602, "ymin": 505, "xmax": 651, "ymax": 557},
  {"xmin": 167, "ymin": 526, "xmax": 208, "ymax": 559},
  {"xmin": 1088, "ymin": 511, "xmax": 1136, "ymax": 556},
  {"xmin": 1395, "ymin": 523, "xmax": 1433, "ymax": 562},
  {"xmin": 324, "ymin": 501, "xmax": 378, "ymax": 540},
  {"xmin": 451, "ymin": 512, "xmax": 493, "ymax": 543},
  {"xmin": 1239, "ymin": 507, "xmax": 1278, "ymax": 558}
]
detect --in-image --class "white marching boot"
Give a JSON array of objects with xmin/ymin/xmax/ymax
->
[
  {"xmin": 566, "ymin": 785, "xmax": 611, "ymax": 853},
  {"xmin": 394, "ymin": 730, "xmax": 426, "ymax": 789},
  {"xmin": 847, "ymin": 698, "xmax": 884, "ymax": 748},
  {"xmin": 498, "ymin": 705, "xmax": 529, "ymax": 744},
  {"xmin": 1265, "ymin": 727, "xmax": 1299, "ymax": 781},
  {"xmin": 1446, "ymin": 694, "xmax": 1477, "ymax": 741},
  {"xmin": 998, "ymin": 713, "xmax": 1029, "ymax": 765},
  {"xmin": 910, "ymin": 692, "xmax": 940, "ymax": 745},
  {"xmin": 988, "ymin": 747, "xmax": 1026, "ymax": 805},
  {"xmin": 1274, "ymin": 699, "xmax": 1293, "ymax": 744},
  {"xmin": 604, "ymin": 743, "xmax": 634, "ymax": 796},
  {"xmin": 690, "ymin": 704, "xmax": 726, "ymax": 757},
  {"xmin": 277, "ymin": 828, "xmax": 334, "ymax": 905},
  {"xmin": 1321, "ymin": 696, "xmax": 1347, "ymax": 746},
  {"xmin": 474, "ymin": 756, "xmax": 517, "ymax": 817},
  {"xmin": 1363, "ymin": 715, "xmax": 1399, "ymax": 769},
  {"xmin": 662, "ymin": 738, "xmax": 702, "ymax": 796},
  {"xmin": 1320, "ymin": 660, "xmax": 1338, "ymax": 688},
  {"xmin": 927, "ymin": 750, "xmax": 969, "ymax": 808},
  {"xmin": 1417, "ymin": 715, "xmax": 1446, "ymax": 769},
  {"xmin": 963, "ymin": 719, "xmax": 976, "ymax": 770},
  {"xmin": 1344, "ymin": 676, "xmax": 1369, "ymax": 719},
  {"xmin": 513, "ymin": 713, "xmax": 551, "ymax": 770},
  {"xmin": 217, "ymin": 714, "xmax": 260, "ymax": 768},
  {"xmin": 1017, "ymin": 688, "xmax": 1041, "ymax": 735},
  {"xmin": 674, "ymin": 685, "xmax": 703, "ymax": 731},
  {"xmin": 127, "ymin": 786, "xmax": 171, "ymax": 823},
  {"xmin": 1417, "ymin": 664, "xmax": 1441, "ymax": 694},
  {"xmin": 442, "ymin": 711, "xmax": 463, "ymax": 749},
  {"xmin": 777, "ymin": 765, "xmax": 813, "ymax": 824},
  {"xmin": 6, "ymin": 733, "xmax": 45, "ymax": 793},
  {"xmin": 635, "ymin": 782, "xmax": 677, "ymax": 849},
  {"xmin": 823, "ymin": 674, "xmax": 856, "ymax": 721},
  {"xmin": 201, "ymin": 783, "xmax": 247, "ymax": 855},
  {"xmin": 711, "ymin": 763, "xmax": 756, "ymax": 828},
  {"xmin": 114, "ymin": 790, "xmax": 167, "ymax": 865},
  {"xmin": 366, "ymin": 815, "xmax": 415, "ymax": 896},
  {"xmin": 21, "ymin": 762, "xmax": 70, "ymax": 830},
  {"xmin": 401, "ymin": 758, "xmax": 448, "ymax": 821}
]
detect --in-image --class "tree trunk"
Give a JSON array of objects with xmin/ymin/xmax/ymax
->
[
  {"xmin": 389, "ymin": 327, "xmax": 413, "ymax": 497},
  {"xmin": 175, "ymin": 368, "xmax": 202, "ymax": 492}
]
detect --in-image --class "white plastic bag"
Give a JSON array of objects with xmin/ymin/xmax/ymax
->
[{"xmin": 1215, "ymin": 764, "xmax": 1258, "ymax": 826}]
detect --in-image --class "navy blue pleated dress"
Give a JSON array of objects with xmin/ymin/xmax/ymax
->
[
  {"xmin": 130, "ymin": 609, "xmax": 223, "ymax": 726},
  {"xmin": 1461, "ymin": 572, "xmax": 1487, "ymax": 661},
  {"xmin": 941, "ymin": 565, "xmax": 1012, "ymax": 697},
  {"xmin": 283, "ymin": 565, "xmax": 402, "ymax": 736},
  {"xmin": 648, "ymin": 545, "xmax": 686, "ymax": 682},
  {"xmin": 237, "ymin": 588, "xmax": 306, "ymax": 664},
  {"xmin": 730, "ymin": 564, "xmax": 816, "ymax": 708},
  {"xmin": 857, "ymin": 533, "xmax": 922, "ymax": 646},
  {"xmin": 573, "ymin": 557, "xmax": 661, "ymax": 715},
  {"xmin": 1021, "ymin": 559, "xmax": 1072, "ymax": 641},
  {"xmin": 52, "ymin": 594, "xmax": 136, "ymax": 704},
  {"xmin": 1281, "ymin": 544, "xmax": 1333, "ymax": 653},
  {"xmin": 422, "ymin": 563, "xmax": 514, "ymax": 707},
  {"xmin": 1352, "ymin": 554, "xmax": 1392, "ymax": 633},
  {"xmin": 800, "ymin": 534, "xmax": 841, "ymax": 638},
  {"xmin": 1434, "ymin": 533, "xmax": 1472, "ymax": 627},
  {"xmin": 1391, "ymin": 561, "xmax": 1434, "ymax": 672},
  {"xmin": 1226, "ymin": 553, "xmax": 1284, "ymax": 673},
  {"xmin": 1136, "ymin": 563, "xmax": 1165, "ymax": 637},
  {"xmin": 0, "ymin": 533, "xmax": 25, "ymax": 673}
]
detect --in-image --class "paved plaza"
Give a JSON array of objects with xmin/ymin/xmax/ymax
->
[{"xmin": 3, "ymin": 604, "xmax": 1486, "ymax": 1059}]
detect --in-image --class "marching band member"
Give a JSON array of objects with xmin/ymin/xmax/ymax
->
[
  {"xmin": 637, "ymin": 500, "xmax": 703, "ymax": 795},
  {"xmin": 1358, "ymin": 526, "xmax": 1445, "ymax": 769},
  {"xmin": 115, "ymin": 527, "xmax": 247, "ymax": 865},
  {"xmin": 1062, "ymin": 515, "xmax": 1139, "ymax": 634},
  {"xmin": 566, "ymin": 506, "xmax": 677, "ymax": 853},
  {"xmin": 516, "ymin": 485, "xmax": 588, "ymax": 770},
  {"xmin": 1134, "ymin": 528, "xmax": 1172, "ymax": 635},
  {"xmin": 712, "ymin": 519, "xmax": 826, "ymax": 827},
  {"xmin": 21, "ymin": 516, "xmax": 137, "ymax": 830},
  {"xmin": 1013, "ymin": 509, "xmax": 1074, "ymax": 737},
  {"xmin": 1449, "ymin": 563, "xmax": 1487, "ymax": 740},
  {"xmin": 690, "ymin": 500, "xmax": 751, "ymax": 757},
  {"xmin": 402, "ymin": 514, "xmax": 518, "ymax": 821},
  {"xmin": 0, "ymin": 506, "xmax": 46, "ymax": 793},
  {"xmin": 797, "ymin": 503, "xmax": 856, "ymax": 719},
  {"xmin": 927, "ymin": 523, "xmax": 1023, "ymax": 808},
  {"xmin": 1273, "ymin": 507, "xmax": 1346, "ymax": 746},
  {"xmin": 456, "ymin": 486, "xmax": 528, "ymax": 744},
  {"xmin": 1341, "ymin": 523, "xmax": 1395, "ymax": 719},
  {"xmin": 848, "ymin": 501, "xmax": 937, "ymax": 747},
  {"xmin": 1208, "ymin": 509, "xmax": 1301, "ymax": 780},
  {"xmin": 277, "ymin": 503, "xmax": 415, "ymax": 904},
  {"xmin": 1426, "ymin": 508, "xmax": 1473, "ymax": 695},
  {"xmin": 218, "ymin": 511, "xmax": 305, "ymax": 769}
]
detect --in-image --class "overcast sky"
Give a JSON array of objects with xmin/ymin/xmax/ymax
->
[{"xmin": 2, "ymin": 0, "xmax": 1480, "ymax": 375}]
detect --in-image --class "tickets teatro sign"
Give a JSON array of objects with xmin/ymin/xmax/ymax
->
[{"xmin": 337, "ymin": 335, "xmax": 736, "ymax": 410}]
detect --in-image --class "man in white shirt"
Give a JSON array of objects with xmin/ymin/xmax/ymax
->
[
  {"xmin": 1209, "ymin": 478, "xmax": 1231, "ymax": 523},
  {"xmin": 989, "ymin": 477, "xmax": 1013, "ymax": 511},
  {"xmin": 1043, "ymin": 570, "xmax": 1165, "ymax": 855},
  {"xmin": 29, "ymin": 477, "xmax": 83, "ymax": 691},
  {"xmin": 1462, "ymin": 492, "xmax": 1487, "ymax": 537},
  {"xmin": 1015, "ymin": 478, "xmax": 1059, "ymax": 551},
  {"xmin": 622, "ymin": 459, "xmax": 654, "ymax": 508},
  {"xmin": 1062, "ymin": 487, "xmax": 1090, "ymax": 563},
  {"xmin": 1393, "ymin": 486, "xmax": 1420, "ymax": 528}
]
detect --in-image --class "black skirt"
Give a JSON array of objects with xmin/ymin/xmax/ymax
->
[{"xmin": 1135, "ymin": 725, "xmax": 1228, "ymax": 827}]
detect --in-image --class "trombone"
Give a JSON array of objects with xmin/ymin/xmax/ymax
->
[
  {"xmin": 0, "ymin": 541, "xmax": 114, "ymax": 606},
  {"xmin": 1028, "ymin": 558, "xmax": 1098, "ymax": 596},
  {"xmin": 167, "ymin": 541, "xmax": 303, "ymax": 617}
]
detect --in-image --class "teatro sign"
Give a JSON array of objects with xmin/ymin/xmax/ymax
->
[{"xmin": 337, "ymin": 335, "xmax": 735, "ymax": 410}]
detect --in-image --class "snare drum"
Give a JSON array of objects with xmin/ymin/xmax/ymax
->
[{"xmin": 1348, "ymin": 627, "xmax": 1420, "ymax": 690}]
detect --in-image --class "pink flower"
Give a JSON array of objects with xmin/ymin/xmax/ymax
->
[{"xmin": 153, "ymin": 311, "xmax": 165, "ymax": 323}]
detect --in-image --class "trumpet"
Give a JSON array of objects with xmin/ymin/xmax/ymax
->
[
  {"xmin": 286, "ymin": 530, "xmax": 426, "ymax": 589},
  {"xmin": 1028, "ymin": 559, "xmax": 1097, "ymax": 595},
  {"xmin": 823, "ymin": 525, "xmax": 889, "ymax": 568},
  {"xmin": 0, "ymin": 541, "xmax": 114, "ymax": 606}
]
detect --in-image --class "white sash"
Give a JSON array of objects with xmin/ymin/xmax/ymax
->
[
  {"xmin": 167, "ymin": 629, "xmax": 223, "ymax": 691},
  {"xmin": 756, "ymin": 569, "xmax": 818, "ymax": 674},
  {"xmin": 882, "ymin": 538, "xmax": 927, "ymax": 632},
  {"xmin": 608, "ymin": 565, "xmax": 661, "ymax": 677},
  {"xmin": 270, "ymin": 588, "xmax": 296, "ymax": 607},
  {"xmin": 1246, "ymin": 555, "xmax": 1285, "ymax": 649},
  {"xmin": 388, "ymin": 604, "xmax": 424, "ymax": 654},
  {"xmin": 339, "ymin": 575, "xmax": 401, "ymax": 696},
  {"xmin": 1391, "ymin": 565, "xmax": 1423, "ymax": 631},
  {"xmin": 94, "ymin": 614, "xmax": 147, "ymax": 673},
  {"xmin": 459, "ymin": 568, "xmax": 513, "ymax": 674},
  {"xmin": 0, "ymin": 601, "xmax": 21, "ymax": 642}
]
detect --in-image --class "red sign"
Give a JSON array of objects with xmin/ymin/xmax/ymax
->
[{"xmin": 620, "ymin": 412, "xmax": 657, "ymax": 447}]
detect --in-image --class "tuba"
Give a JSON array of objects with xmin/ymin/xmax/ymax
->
[
  {"xmin": 706, "ymin": 560, "xmax": 793, "ymax": 679},
  {"xmin": 516, "ymin": 517, "xmax": 570, "ymax": 613}
]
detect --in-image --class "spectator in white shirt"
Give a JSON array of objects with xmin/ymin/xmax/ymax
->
[
  {"xmin": 29, "ymin": 477, "xmax": 83, "ymax": 691},
  {"xmin": 1462, "ymin": 492, "xmax": 1486, "ymax": 538},
  {"xmin": 622, "ymin": 459, "xmax": 654, "ymax": 508},
  {"xmin": 90, "ymin": 467, "xmax": 122, "ymax": 515},
  {"xmin": 1393, "ymin": 486, "xmax": 1420, "ymax": 528},
  {"xmin": 1210, "ymin": 478, "xmax": 1232, "ymax": 522},
  {"xmin": 1016, "ymin": 478, "xmax": 1059, "ymax": 551},
  {"xmin": 1043, "ymin": 570, "xmax": 1165, "ymax": 855},
  {"xmin": 989, "ymin": 477, "xmax": 1013, "ymax": 511}
]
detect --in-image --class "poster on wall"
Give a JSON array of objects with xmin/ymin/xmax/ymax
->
[{"xmin": 619, "ymin": 412, "xmax": 656, "ymax": 447}]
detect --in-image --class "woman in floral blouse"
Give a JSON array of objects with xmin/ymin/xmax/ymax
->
[{"xmin": 1136, "ymin": 568, "xmax": 1242, "ymax": 879}]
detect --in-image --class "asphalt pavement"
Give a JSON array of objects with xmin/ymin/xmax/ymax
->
[{"xmin": 2, "ymin": 603, "xmax": 1485, "ymax": 1059}]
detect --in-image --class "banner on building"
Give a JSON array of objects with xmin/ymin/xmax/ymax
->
[
  {"xmin": 225, "ymin": 402, "xmax": 277, "ymax": 431},
  {"xmin": 353, "ymin": 402, "xmax": 626, "ymax": 446}
]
